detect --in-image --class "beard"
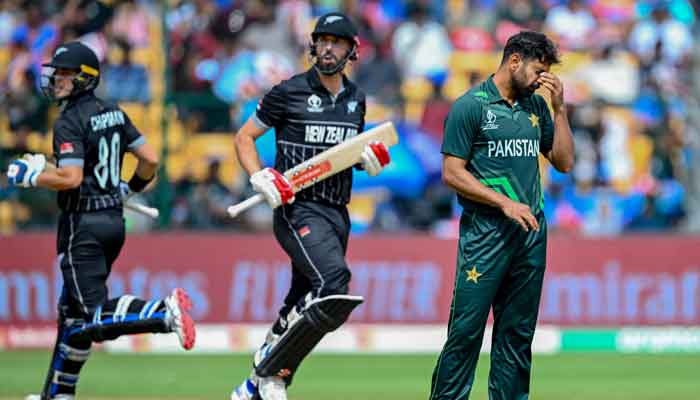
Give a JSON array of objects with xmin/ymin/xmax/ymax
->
[
  {"xmin": 511, "ymin": 71, "xmax": 539, "ymax": 98},
  {"xmin": 314, "ymin": 48, "xmax": 347, "ymax": 75}
]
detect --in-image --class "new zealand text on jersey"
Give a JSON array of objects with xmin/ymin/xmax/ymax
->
[
  {"xmin": 305, "ymin": 125, "xmax": 358, "ymax": 144},
  {"xmin": 91, "ymin": 110, "xmax": 125, "ymax": 131}
]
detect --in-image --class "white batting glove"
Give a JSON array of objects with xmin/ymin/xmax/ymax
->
[
  {"xmin": 23, "ymin": 153, "xmax": 47, "ymax": 172},
  {"xmin": 250, "ymin": 167, "xmax": 295, "ymax": 209},
  {"xmin": 359, "ymin": 141, "xmax": 391, "ymax": 177}
]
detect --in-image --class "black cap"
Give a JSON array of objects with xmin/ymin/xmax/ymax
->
[
  {"xmin": 43, "ymin": 42, "xmax": 100, "ymax": 78},
  {"xmin": 311, "ymin": 12, "xmax": 359, "ymax": 46}
]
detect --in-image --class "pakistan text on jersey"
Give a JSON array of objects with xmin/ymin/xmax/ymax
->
[
  {"xmin": 305, "ymin": 125, "xmax": 358, "ymax": 144},
  {"xmin": 487, "ymin": 139, "xmax": 540, "ymax": 158},
  {"xmin": 90, "ymin": 110, "xmax": 125, "ymax": 131}
]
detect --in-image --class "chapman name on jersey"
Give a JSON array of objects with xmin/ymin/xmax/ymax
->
[
  {"xmin": 487, "ymin": 139, "xmax": 540, "ymax": 158},
  {"xmin": 305, "ymin": 125, "xmax": 359, "ymax": 144},
  {"xmin": 91, "ymin": 110, "xmax": 125, "ymax": 131}
]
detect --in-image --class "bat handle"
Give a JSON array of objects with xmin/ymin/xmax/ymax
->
[
  {"xmin": 125, "ymin": 202, "xmax": 159, "ymax": 219},
  {"xmin": 227, "ymin": 194, "xmax": 265, "ymax": 218}
]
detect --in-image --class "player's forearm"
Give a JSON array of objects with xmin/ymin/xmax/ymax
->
[
  {"xmin": 443, "ymin": 167, "xmax": 512, "ymax": 210},
  {"xmin": 133, "ymin": 159, "xmax": 158, "ymax": 182},
  {"xmin": 133, "ymin": 146, "xmax": 159, "ymax": 180},
  {"xmin": 36, "ymin": 168, "xmax": 82, "ymax": 191},
  {"xmin": 548, "ymin": 107, "xmax": 574, "ymax": 173},
  {"xmin": 235, "ymin": 133, "xmax": 263, "ymax": 176}
]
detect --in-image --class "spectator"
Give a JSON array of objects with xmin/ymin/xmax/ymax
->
[
  {"xmin": 544, "ymin": 0, "xmax": 597, "ymax": 50},
  {"xmin": 0, "ymin": 0, "xmax": 19, "ymax": 46},
  {"xmin": 354, "ymin": 37, "xmax": 402, "ymax": 106},
  {"xmin": 628, "ymin": 0, "xmax": 693, "ymax": 65},
  {"xmin": 99, "ymin": 36, "xmax": 150, "ymax": 103},
  {"xmin": 625, "ymin": 194, "xmax": 668, "ymax": 231},
  {"xmin": 390, "ymin": 1, "xmax": 451, "ymax": 80},
  {"xmin": 109, "ymin": 0, "xmax": 150, "ymax": 48}
]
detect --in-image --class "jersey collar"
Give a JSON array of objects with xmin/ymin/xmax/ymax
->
[
  {"xmin": 484, "ymin": 74, "xmax": 533, "ymax": 109},
  {"xmin": 484, "ymin": 75, "xmax": 504, "ymax": 104},
  {"xmin": 307, "ymin": 67, "xmax": 355, "ymax": 96}
]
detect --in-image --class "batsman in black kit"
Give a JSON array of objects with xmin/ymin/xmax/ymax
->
[
  {"xmin": 5, "ymin": 42, "xmax": 196, "ymax": 400},
  {"xmin": 230, "ymin": 12, "xmax": 391, "ymax": 400}
]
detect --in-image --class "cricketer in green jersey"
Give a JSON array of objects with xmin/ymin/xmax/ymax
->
[{"xmin": 430, "ymin": 31, "xmax": 575, "ymax": 400}]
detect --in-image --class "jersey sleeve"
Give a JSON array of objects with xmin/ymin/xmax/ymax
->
[
  {"xmin": 53, "ymin": 117, "xmax": 85, "ymax": 168},
  {"xmin": 122, "ymin": 111, "xmax": 146, "ymax": 151},
  {"xmin": 253, "ymin": 83, "xmax": 287, "ymax": 129},
  {"xmin": 358, "ymin": 92, "xmax": 366, "ymax": 133},
  {"xmin": 441, "ymin": 95, "xmax": 481, "ymax": 160},
  {"xmin": 536, "ymin": 95, "xmax": 555, "ymax": 155}
]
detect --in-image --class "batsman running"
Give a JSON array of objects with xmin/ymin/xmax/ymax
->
[
  {"xmin": 5, "ymin": 42, "xmax": 196, "ymax": 400},
  {"xmin": 430, "ymin": 31, "xmax": 574, "ymax": 400},
  {"xmin": 230, "ymin": 12, "xmax": 390, "ymax": 400}
]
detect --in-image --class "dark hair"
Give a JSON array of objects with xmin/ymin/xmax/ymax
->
[{"xmin": 501, "ymin": 31, "xmax": 560, "ymax": 66}]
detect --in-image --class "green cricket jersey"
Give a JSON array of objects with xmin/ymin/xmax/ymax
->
[{"xmin": 442, "ymin": 75, "xmax": 554, "ymax": 214}]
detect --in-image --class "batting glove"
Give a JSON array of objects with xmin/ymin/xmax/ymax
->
[
  {"xmin": 360, "ymin": 141, "xmax": 390, "ymax": 177},
  {"xmin": 250, "ymin": 167, "xmax": 295, "ymax": 209},
  {"xmin": 23, "ymin": 153, "xmax": 47, "ymax": 172},
  {"xmin": 7, "ymin": 159, "xmax": 41, "ymax": 188}
]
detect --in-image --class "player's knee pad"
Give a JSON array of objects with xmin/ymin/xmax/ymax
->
[
  {"xmin": 67, "ymin": 295, "xmax": 169, "ymax": 343},
  {"xmin": 255, "ymin": 294, "xmax": 363, "ymax": 382}
]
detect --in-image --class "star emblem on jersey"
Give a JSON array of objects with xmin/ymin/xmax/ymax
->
[
  {"xmin": 307, "ymin": 94, "xmax": 323, "ymax": 112},
  {"xmin": 529, "ymin": 113, "xmax": 539, "ymax": 127},
  {"xmin": 466, "ymin": 266, "xmax": 482, "ymax": 284}
]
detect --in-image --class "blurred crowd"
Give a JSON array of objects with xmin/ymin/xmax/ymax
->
[{"xmin": 1, "ymin": 0, "xmax": 699, "ymax": 236}]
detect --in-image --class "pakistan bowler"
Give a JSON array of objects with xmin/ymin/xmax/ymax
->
[{"xmin": 430, "ymin": 31, "xmax": 574, "ymax": 400}]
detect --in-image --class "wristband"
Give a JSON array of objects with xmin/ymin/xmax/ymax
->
[{"xmin": 128, "ymin": 173, "xmax": 154, "ymax": 192}]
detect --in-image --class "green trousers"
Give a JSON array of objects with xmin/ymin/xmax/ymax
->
[{"xmin": 430, "ymin": 210, "xmax": 547, "ymax": 400}]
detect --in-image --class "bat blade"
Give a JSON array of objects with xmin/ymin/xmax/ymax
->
[{"xmin": 227, "ymin": 121, "xmax": 399, "ymax": 218}]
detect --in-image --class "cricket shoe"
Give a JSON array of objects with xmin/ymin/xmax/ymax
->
[
  {"xmin": 230, "ymin": 378, "xmax": 258, "ymax": 400},
  {"xmin": 258, "ymin": 376, "xmax": 287, "ymax": 400},
  {"xmin": 165, "ymin": 288, "xmax": 196, "ymax": 350},
  {"xmin": 25, "ymin": 395, "xmax": 75, "ymax": 400}
]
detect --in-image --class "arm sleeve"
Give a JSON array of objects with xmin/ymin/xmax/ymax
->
[
  {"xmin": 53, "ymin": 117, "xmax": 85, "ymax": 168},
  {"xmin": 123, "ymin": 111, "xmax": 146, "ymax": 151},
  {"xmin": 536, "ymin": 95, "xmax": 555, "ymax": 155},
  {"xmin": 254, "ymin": 83, "xmax": 287, "ymax": 129},
  {"xmin": 441, "ymin": 96, "xmax": 481, "ymax": 160}
]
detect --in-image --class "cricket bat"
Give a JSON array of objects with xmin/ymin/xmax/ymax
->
[
  {"xmin": 227, "ymin": 121, "xmax": 399, "ymax": 218},
  {"xmin": 42, "ymin": 160, "xmax": 160, "ymax": 219}
]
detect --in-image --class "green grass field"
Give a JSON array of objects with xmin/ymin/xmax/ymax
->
[{"xmin": 3, "ymin": 351, "xmax": 699, "ymax": 399}]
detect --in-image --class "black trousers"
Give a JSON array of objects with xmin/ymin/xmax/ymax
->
[
  {"xmin": 43, "ymin": 209, "xmax": 169, "ymax": 399},
  {"xmin": 273, "ymin": 200, "xmax": 351, "ymax": 316},
  {"xmin": 57, "ymin": 209, "xmax": 125, "ymax": 319}
]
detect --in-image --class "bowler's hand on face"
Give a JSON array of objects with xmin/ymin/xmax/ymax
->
[{"xmin": 536, "ymin": 72, "xmax": 564, "ymax": 110}]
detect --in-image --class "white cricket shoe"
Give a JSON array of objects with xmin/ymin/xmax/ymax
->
[
  {"xmin": 164, "ymin": 287, "xmax": 196, "ymax": 350},
  {"xmin": 25, "ymin": 395, "xmax": 75, "ymax": 400},
  {"xmin": 258, "ymin": 376, "xmax": 287, "ymax": 400},
  {"xmin": 230, "ymin": 378, "xmax": 258, "ymax": 400}
]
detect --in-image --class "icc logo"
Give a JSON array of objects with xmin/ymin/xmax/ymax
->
[
  {"xmin": 307, "ymin": 94, "xmax": 323, "ymax": 112},
  {"xmin": 482, "ymin": 109, "xmax": 499, "ymax": 130}
]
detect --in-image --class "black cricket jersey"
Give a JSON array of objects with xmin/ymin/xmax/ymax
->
[
  {"xmin": 253, "ymin": 67, "xmax": 366, "ymax": 206},
  {"xmin": 53, "ymin": 92, "xmax": 145, "ymax": 212}
]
